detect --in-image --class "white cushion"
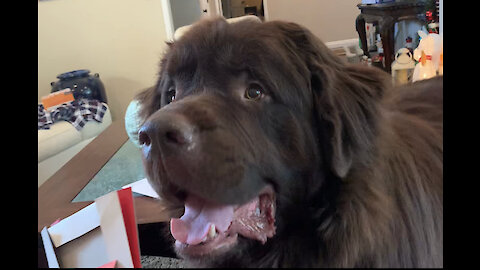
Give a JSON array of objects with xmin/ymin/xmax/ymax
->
[
  {"xmin": 38, "ymin": 137, "xmax": 95, "ymax": 187},
  {"xmin": 38, "ymin": 121, "xmax": 82, "ymax": 162},
  {"xmin": 37, "ymin": 104, "xmax": 112, "ymax": 162}
]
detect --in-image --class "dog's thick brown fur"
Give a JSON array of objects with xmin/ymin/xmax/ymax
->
[{"xmin": 137, "ymin": 17, "xmax": 442, "ymax": 267}]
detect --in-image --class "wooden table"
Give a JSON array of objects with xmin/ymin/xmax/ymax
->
[
  {"xmin": 355, "ymin": 1, "xmax": 426, "ymax": 73},
  {"xmin": 38, "ymin": 120, "xmax": 182, "ymax": 232}
]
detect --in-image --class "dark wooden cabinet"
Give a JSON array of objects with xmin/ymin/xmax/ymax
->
[{"xmin": 355, "ymin": 2, "xmax": 426, "ymax": 73}]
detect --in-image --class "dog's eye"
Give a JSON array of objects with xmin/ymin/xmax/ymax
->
[
  {"xmin": 245, "ymin": 84, "xmax": 264, "ymax": 100},
  {"xmin": 166, "ymin": 88, "xmax": 176, "ymax": 104}
]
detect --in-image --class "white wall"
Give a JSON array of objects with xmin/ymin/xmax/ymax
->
[
  {"xmin": 264, "ymin": 0, "xmax": 361, "ymax": 43},
  {"xmin": 38, "ymin": 0, "xmax": 168, "ymax": 121}
]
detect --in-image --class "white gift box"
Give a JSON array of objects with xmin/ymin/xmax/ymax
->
[{"xmin": 40, "ymin": 187, "xmax": 142, "ymax": 268}]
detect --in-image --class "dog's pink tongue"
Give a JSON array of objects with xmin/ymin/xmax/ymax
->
[{"xmin": 170, "ymin": 194, "xmax": 234, "ymax": 245}]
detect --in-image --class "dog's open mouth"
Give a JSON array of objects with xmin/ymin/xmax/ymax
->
[{"xmin": 170, "ymin": 186, "xmax": 276, "ymax": 257}]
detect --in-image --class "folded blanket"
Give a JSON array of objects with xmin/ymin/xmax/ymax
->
[{"xmin": 38, "ymin": 99, "xmax": 108, "ymax": 130}]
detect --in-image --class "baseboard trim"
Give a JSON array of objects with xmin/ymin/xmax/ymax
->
[{"xmin": 325, "ymin": 38, "xmax": 360, "ymax": 50}]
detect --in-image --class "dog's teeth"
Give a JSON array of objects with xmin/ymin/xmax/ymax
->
[
  {"xmin": 255, "ymin": 207, "xmax": 261, "ymax": 216},
  {"xmin": 201, "ymin": 236, "xmax": 207, "ymax": 242},
  {"xmin": 208, "ymin": 224, "xmax": 216, "ymax": 238}
]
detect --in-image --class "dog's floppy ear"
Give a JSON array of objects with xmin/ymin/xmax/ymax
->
[
  {"xmin": 271, "ymin": 21, "xmax": 390, "ymax": 178},
  {"xmin": 134, "ymin": 55, "xmax": 171, "ymax": 125},
  {"xmin": 312, "ymin": 64, "xmax": 389, "ymax": 178},
  {"xmin": 135, "ymin": 85, "xmax": 160, "ymax": 124}
]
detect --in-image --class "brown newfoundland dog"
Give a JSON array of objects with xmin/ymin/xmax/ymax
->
[{"xmin": 136, "ymin": 17, "xmax": 443, "ymax": 267}]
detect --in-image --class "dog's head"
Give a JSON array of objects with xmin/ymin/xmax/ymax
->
[{"xmin": 137, "ymin": 17, "xmax": 389, "ymax": 266}]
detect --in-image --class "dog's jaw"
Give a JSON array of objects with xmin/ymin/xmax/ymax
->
[{"xmin": 171, "ymin": 186, "xmax": 276, "ymax": 260}]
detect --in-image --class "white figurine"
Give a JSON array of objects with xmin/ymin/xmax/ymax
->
[
  {"xmin": 391, "ymin": 48, "xmax": 416, "ymax": 85},
  {"xmin": 412, "ymin": 30, "xmax": 443, "ymax": 82}
]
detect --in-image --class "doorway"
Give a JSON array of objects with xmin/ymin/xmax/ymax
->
[
  {"xmin": 161, "ymin": 0, "xmax": 266, "ymax": 41},
  {"xmin": 220, "ymin": 0, "xmax": 265, "ymax": 21},
  {"xmin": 161, "ymin": 0, "xmax": 209, "ymax": 41}
]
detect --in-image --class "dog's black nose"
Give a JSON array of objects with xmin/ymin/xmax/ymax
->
[
  {"xmin": 139, "ymin": 113, "xmax": 194, "ymax": 155},
  {"xmin": 138, "ymin": 128, "xmax": 152, "ymax": 146}
]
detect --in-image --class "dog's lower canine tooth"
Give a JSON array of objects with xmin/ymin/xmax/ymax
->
[{"xmin": 208, "ymin": 224, "xmax": 216, "ymax": 238}]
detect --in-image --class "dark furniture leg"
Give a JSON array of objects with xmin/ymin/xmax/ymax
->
[
  {"xmin": 355, "ymin": 14, "xmax": 369, "ymax": 58},
  {"xmin": 379, "ymin": 16, "xmax": 395, "ymax": 73}
]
